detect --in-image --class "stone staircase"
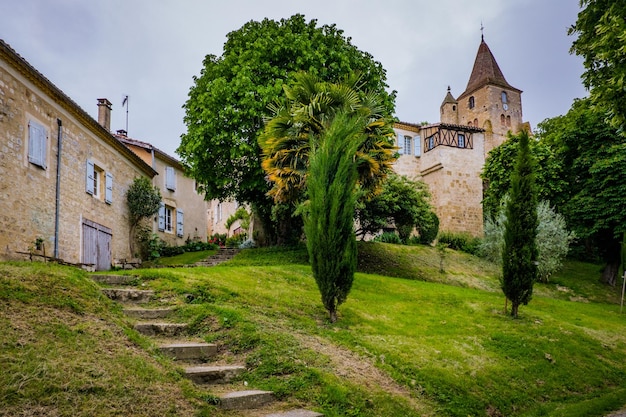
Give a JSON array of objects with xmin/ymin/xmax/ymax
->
[
  {"xmin": 194, "ymin": 247, "xmax": 241, "ymax": 267},
  {"xmin": 94, "ymin": 273, "xmax": 322, "ymax": 416}
]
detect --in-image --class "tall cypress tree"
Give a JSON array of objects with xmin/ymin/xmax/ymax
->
[
  {"xmin": 502, "ymin": 130, "xmax": 538, "ymax": 318},
  {"xmin": 304, "ymin": 112, "xmax": 365, "ymax": 323}
]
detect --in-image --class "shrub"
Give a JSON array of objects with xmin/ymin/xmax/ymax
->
[
  {"xmin": 417, "ymin": 211, "xmax": 439, "ymax": 245},
  {"xmin": 225, "ymin": 233, "xmax": 247, "ymax": 248},
  {"xmin": 437, "ymin": 232, "xmax": 481, "ymax": 255},
  {"xmin": 373, "ymin": 232, "xmax": 402, "ymax": 244}
]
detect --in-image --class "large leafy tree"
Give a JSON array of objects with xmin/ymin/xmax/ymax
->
[
  {"xmin": 178, "ymin": 15, "xmax": 395, "ymax": 242},
  {"xmin": 569, "ymin": 0, "xmax": 626, "ymax": 131},
  {"xmin": 355, "ymin": 173, "xmax": 436, "ymax": 243},
  {"xmin": 259, "ymin": 72, "xmax": 396, "ymax": 204},
  {"xmin": 502, "ymin": 130, "xmax": 538, "ymax": 319},
  {"xmin": 537, "ymin": 99, "xmax": 626, "ymax": 285},
  {"xmin": 481, "ymin": 132, "xmax": 564, "ymax": 221}
]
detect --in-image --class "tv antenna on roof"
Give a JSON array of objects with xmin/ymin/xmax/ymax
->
[{"xmin": 122, "ymin": 95, "xmax": 129, "ymax": 135}]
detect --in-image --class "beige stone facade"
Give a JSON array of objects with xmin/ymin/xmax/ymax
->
[
  {"xmin": 393, "ymin": 122, "xmax": 485, "ymax": 236},
  {"xmin": 392, "ymin": 37, "xmax": 527, "ymax": 237},
  {"xmin": 0, "ymin": 40, "xmax": 156, "ymax": 269},
  {"xmin": 115, "ymin": 135, "xmax": 210, "ymax": 246}
]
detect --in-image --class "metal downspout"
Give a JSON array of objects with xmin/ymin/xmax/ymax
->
[{"xmin": 54, "ymin": 118, "xmax": 62, "ymax": 258}]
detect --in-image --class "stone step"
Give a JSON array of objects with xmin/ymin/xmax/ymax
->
[
  {"xmin": 158, "ymin": 342, "xmax": 217, "ymax": 361},
  {"xmin": 264, "ymin": 410, "xmax": 324, "ymax": 417},
  {"xmin": 183, "ymin": 365, "xmax": 245, "ymax": 384},
  {"xmin": 101, "ymin": 288, "xmax": 154, "ymax": 303},
  {"xmin": 123, "ymin": 307, "xmax": 173, "ymax": 319},
  {"xmin": 134, "ymin": 322, "xmax": 188, "ymax": 337},
  {"xmin": 91, "ymin": 274, "xmax": 137, "ymax": 285},
  {"xmin": 219, "ymin": 390, "xmax": 274, "ymax": 410}
]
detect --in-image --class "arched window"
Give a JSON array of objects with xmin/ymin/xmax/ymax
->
[
  {"xmin": 501, "ymin": 91, "xmax": 508, "ymax": 104},
  {"xmin": 500, "ymin": 114, "xmax": 506, "ymax": 125},
  {"xmin": 469, "ymin": 96, "xmax": 475, "ymax": 109},
  {"xmin": 474, "ymin": 118, "xmax": 478, "ymax": 126},
  {"xmin": 506, "ymin": 115, "xmax": 511, "ymax": 127},
  {"xmin": 468, "ymin": 121, "xmax": 472, "ymax": 126},
  {"xmin": 452, "ymin": 105, "xmax": 456, "ymax": 111}
]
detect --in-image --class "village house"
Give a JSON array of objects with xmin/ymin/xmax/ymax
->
[
  {"xmin": 111, "ymin": 126, "xmax": 210, "ymax": 246},
  {"xmin": 0, "ymin": 39, "xmax": 157, "ymax": 270}
]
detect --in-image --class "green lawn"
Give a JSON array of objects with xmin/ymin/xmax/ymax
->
[{"xmin": 2, "ymin": 243, "xmax": 625, "ymax": 416}]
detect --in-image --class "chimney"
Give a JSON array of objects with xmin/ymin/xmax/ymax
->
[{"xmin": 97, "ymin": 98, "xmax": 112, "ymax": 131}]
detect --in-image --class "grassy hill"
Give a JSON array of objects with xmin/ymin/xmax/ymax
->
[{"xmin": 1, "ymin": 243, "xmax": 625, "ymax": 416}]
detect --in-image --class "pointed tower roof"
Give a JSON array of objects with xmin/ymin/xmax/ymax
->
[
  {"xmin": 458, "ymin": 37, "xmax": 521, "ymax": 100},
  {"xmin": 440, "ymin": 86, "xmax": 458, "ymax": 107}
]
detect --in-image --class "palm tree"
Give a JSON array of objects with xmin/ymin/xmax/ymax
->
[{"xmin": 258, "ymin": 72, "xmax": 397, "ymax": 203}]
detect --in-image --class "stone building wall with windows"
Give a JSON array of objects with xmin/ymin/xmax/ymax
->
[
  {"xmin": 115, "ymin": 134, "xmax": 209, "ymax": 247},
  {"xmin": 0, "ymin": 40, "xmax": 156, "ymax": 269}
]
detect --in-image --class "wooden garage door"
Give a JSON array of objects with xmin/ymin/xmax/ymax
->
[{"xmin": 82, "ymin": 219, "xmax": 112, "ymax": 271}]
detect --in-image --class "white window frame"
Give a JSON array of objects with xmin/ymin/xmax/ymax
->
[
  {"xmin": 164, "ymin": 205, "xmax": 173, "ymax": 233},
  {"xmin": 458, "ymin": 134, "xmax": 466, "ymax": 148},
  {"xmin": 404, "ymin": 135, "xmax": 412, "ymax": 156}
]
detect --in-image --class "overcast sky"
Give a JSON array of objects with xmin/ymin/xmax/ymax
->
[{"xmin": 1, "ymin": 0, "xmax": 587, "ymax": 157}]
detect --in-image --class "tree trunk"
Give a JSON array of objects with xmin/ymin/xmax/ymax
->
[
  {"xmin": 329, "ymin": 308, "xmax": 337, "ymax": 323},
  {"xmin": 511, "ymin": 302, "xmax": 519, "ymax": 319},
  {"xmin": 601, "ymin": 260, "xmax": 620, "ymax": 287}
]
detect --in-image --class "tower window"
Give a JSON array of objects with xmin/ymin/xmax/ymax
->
[
  {"xmin": 469, "ymin": 96, "xmax": 475, "ymax": 109},
  {"xmin": 458, "ymin": 134, "xmax": 466, "ymax": 148},
  {"xmin": 501, "ymin": 91, "xmax": 508, "ymax": 104},
  {"xmin": 506, "ymin": 115, "xmax": 511, "ymax": 127},
  {"xmin": 474, "ymin": 118, "xmax": 478, "ymax": 126},
  {"xmin": 452, "ymin": 105, "xmax": 456, "ymax": 111},
  {"xmin": 500, "ymin": 114, "xmax": 506, "ymax": 125}
]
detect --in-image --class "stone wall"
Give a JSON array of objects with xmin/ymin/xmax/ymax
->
[
  {"xmin": 152, "ymin": 154, "xmax": 209, "ymax": 246},
  {"xmin": 0, "ymin": 43, "xmax": 154, "ymax": 267}
]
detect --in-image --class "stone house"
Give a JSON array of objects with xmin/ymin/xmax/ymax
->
[
  {"xmin": 392, "ymin": 36, "xmax": 528, "ymax": 237},
  {"xmin": 112, "ymin": 128, "xmax": 210, "ymax": 246},
  {"xmin": 0, "ymin": 40, "xmax": 157, "ymax": 270}
]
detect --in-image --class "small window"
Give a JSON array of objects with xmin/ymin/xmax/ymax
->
[
  {"xmin": 506, "ymin": 115, "xmax": 511, "ymax": 127},
  {"xmin": 452, "ymin": 105, "xmax": 456, "ymax": 111},
  {"xmin": 165, "ymin": 166, "xmax": 176, "ymax": 191},
  {"xmin": 427, "ymin": 136, "xmax": 435, "ymax": 151},
  {"xmin": 86, "ymin": 159, "xmax": 111, "ymax": 201},
  {"xmin": 500, "ymin": 114, "xmax": 506, "ymax": 125},
  {"xmin": 501, "ymin": 91, "xmax": 508, "ymax": 104},
  {"xmin": 469, "ymin": 96, "xmax": 475, "ymax": 109},
  {"xmin": 474, "ymin": 118, "xmax": 478, "ymax": 127},
  {"xmin": 28, "ymin": 120, "xmax": 47, "ymax": 169},
  {"xmin": 404, "ymin": 136, "xmax": 412, "ymax": 155},
  {"xmin": 458, "ymin": 134, "xmax": 466, "ymax": 148}
]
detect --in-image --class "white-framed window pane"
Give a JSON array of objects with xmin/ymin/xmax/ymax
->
[{"xmin": 404, "ymin": 136, "xmax": 412, "ymax": 155}]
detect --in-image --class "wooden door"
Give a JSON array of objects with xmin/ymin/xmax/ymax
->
[{"xmin": 82, "ymin": 219, "xmax": 112, "ymax": 270}]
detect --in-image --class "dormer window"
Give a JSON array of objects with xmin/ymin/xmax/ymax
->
[{"xmin": 469, "ymin": 96, "xmax": 475, "ymax": 109}]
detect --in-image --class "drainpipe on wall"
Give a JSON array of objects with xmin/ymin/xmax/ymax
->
[{"xmin": 54, "ymin": 118, "xmax": 62, "ymax": 259}]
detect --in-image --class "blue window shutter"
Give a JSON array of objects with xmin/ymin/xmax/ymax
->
[
  {"xmin": 176, "ymin": 209, "xmax": 184, "ymax": 237},
  {"xmin": 165, "ymin": 166, "xmax": 176, "ymax": 191},
  {"xmin": 414, "ymin": 135, "xmax": 421, "ymax": 156},
  {"xmin": 158, "ymin": 203, "xmax": 165, "ymax": 231},
  {"xmin": 105, "ymin": 172, "xmax": 113, "ymax": 204},
  {"xmin": 28, "ymin": 120, "xmax": 47, "ymax": 168},
  {"xmin": 86, "ymin": 160, "xmax": 95, "ymax": 195},
  {"xmin": 397, "ymin": 133, "xmax": 404, "ymax": 155}
]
